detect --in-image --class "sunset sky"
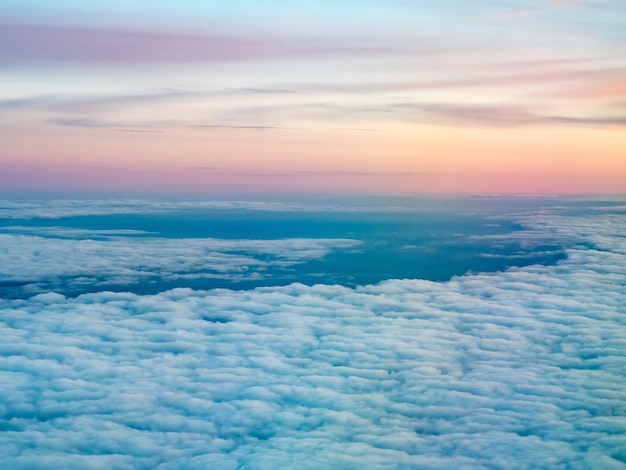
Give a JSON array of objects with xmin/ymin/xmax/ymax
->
[{"xmin": 1, "ymin": 0, "xmax": 625, "ymax": 195}]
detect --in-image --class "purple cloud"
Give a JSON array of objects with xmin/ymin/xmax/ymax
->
[
  {"xmin": 0, "ymin": 21, "xmax": 453, "ymax": 66},
  {"xmin": 0, "ymin": 22, "xmax": 290, "ymax": 65}
]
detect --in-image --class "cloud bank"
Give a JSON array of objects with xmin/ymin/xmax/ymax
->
[
  {"xmin": 0, "ymin": 205, "xmax": 625, "ymax": 468},
  {"xmin": 0, "ymin": 232, "xmax": 360, "ymax": 296},
  {"xmin": 0, "ymin": 199, "xmax": 340, "ymax": 219}
]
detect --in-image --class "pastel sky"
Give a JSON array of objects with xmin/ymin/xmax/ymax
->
[{"xmin": 1, "ymin": 0, "xmax": 625, "ymax": 195}]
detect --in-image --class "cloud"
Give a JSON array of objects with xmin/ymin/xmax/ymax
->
[
  {"xmin": 257, "ymin": 65, "xmax": 626, "ymax": 99},
  {"xmin": 191, "ymin": 169, "xmax": 429, "ymax": 178},
  {"xmin": 0, "ymin": 200, "xmax": 625, "ymax": 468},
  {"xmin": 0, "ymin": 196, "xmax": 621, "ymax": 221},
  {"xmin": 334, "ymin": 100, "xmax": 626, "ymax": 128},
  {"xmin": 0, "ymin": 199, "xmax": 343, "ymax": 219},
  {"xmin": 0, "ymin": 88, "xmax": 294, "ymax": 112},
  {"xmin": 388, "ymin": 102, "xmax": 544, "ymax": 127},
  {"xmin": 1, "ymin": 197, "xmax": 479, "ymax": 220},
  {"xmin": 46, "ymin": 117, "xmax": 164, "ymax": 133},
  {"xmin": 0, "ymin": 226, "xmax": 154, "ymax": 237},
  {"xmin": 2, "ymin": 63, "xmax": 623, "ymax": 131},
  {"xmin": 189, "ymin": 124, "xmax": 293, "ymax": 130},
  {"xmin": 547, "ymin": 115, "xmax": 626, "ymax": 126},
  {"xmin": 477, "ymin": 0, "xmax": 618, "ymax": 21},
  {"xmin": 0, "ymin": 232, "xmax": 360, "ymax": 296},
  {"xmin": 0, "ymin": 22, "xmax": 290, "ymax": 65},
  {"xmin": 2, "ymin": 66, "xmax": 621, "ymax": 112},
  {"xmin": 45, "ymin": 117, "xmax": 295, "ymax": 133},
  {"xmin": 0, "ymin": 20, "xmax": 455, "ymax": 67},
  {"xmin": 36, "ymin": 99, "xmax": 626, "ymax": 130}
]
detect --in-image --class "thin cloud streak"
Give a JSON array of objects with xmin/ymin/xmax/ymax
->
[
  {"xmin": 2, "ymin": 63, "xmax": 620, "ymax": 112},
  {"xmin": 0, "ymin": 22, "xmax": 288, "ymax": 65},
  {"xmin": 46, "ymin": 118, "xmax": 290, "ymax": 132},
  {"xmin": 192, "ymin": 169, "xmax": 430, "ymax": 177},
  {"xmin": 477, "ymin": 0, "xmax": 617, "ymax": 21},
  {"xmin": 0, "ymin": 21, "xmax": 458, "ymax": 66},
  {"xmin": 386, "ymin": 102, "xmax": 626, "ymax": 127},
  {"xmin": 43, "ymin": 102, "xmax": 626, "ymax": 130}
]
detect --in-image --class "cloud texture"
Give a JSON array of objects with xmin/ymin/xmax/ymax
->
[
  {"xmin": 0, "ymin": 232, "xmax": 359, "ymax": 296},
  {"xmin": 0, "ymin": 206, "xmax": 625, "ymax": 468}
]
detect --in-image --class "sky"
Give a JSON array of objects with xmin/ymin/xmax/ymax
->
[{"xmin": 1, "ymin": 0, "xmax": 625, "ymax": 195}]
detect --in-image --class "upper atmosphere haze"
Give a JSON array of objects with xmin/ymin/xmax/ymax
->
[{"xmin": 1, "ymin": 0, "xmax": 625, "ymax": 195}]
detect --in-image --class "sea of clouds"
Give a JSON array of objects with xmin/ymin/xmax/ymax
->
[
  {"xmin": 0, "ymin": 230, "xmax": 360, "ymax": 296},
  {"xmin": 0, "ymin": 201, "xmax": 625, "ymax": 469}
]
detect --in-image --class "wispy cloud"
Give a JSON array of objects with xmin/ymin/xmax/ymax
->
[
  {"xmin": 548, "ymin": 115, "xmax": 626, "ymax": 125},
  {"xmin": 0, "ymin": 88, "xmax": 293, "ymax": 112},
  {"xmin": 43, "ymin": 100, "xmax": 626, "ymax": 130},
  {"xmin": 192, "ymin": 169, "xmax": 429, "ymax": 177},
  {"xmin": 47, "ymin": 117, "xmax": 162, "ymax": 133},
  {"xmin": 3, "ymin": 62, "xmax": 623, "ymax": 132},
  {"xmin": 0, "ymin": 21, "xmax": 458, "ymax": 66},
  {"xmin": 0, "ymin": 22, "xmax": 290, "ymax": 65},
  {"xmin": 476, "ymin": 0, "xmax": 617, "ymax": 21},
  {"xmin": 190, "ymin": 124, "xmax": 297, "ymax": 130},
  {"xmin": 281, "ymin": 66, "xmax": 626, "ymax": 95},
  {"xmin": 385, "ymin": 101, "xmax": 626, "ymax": 127},
  {"xmin": 46, "ymin": 117, "xmax": 295, "ymax": 132}
]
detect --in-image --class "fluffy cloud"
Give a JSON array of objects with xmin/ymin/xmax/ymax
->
[
  {"xmin": 0, "ymin": 204, "xmax": 624, "ymax": 468},
  {"xmin": 0, "ymin": 232, "xmax": 360, "ymax": 296}
]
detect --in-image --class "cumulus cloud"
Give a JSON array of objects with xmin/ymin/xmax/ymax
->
[
  {"xmin": 0, "ymin": 201, "xmax": 625, "ymax": 468},
  {"xmin": 0, "ymin": 232, "xmax": 360, "ymax": 296}
]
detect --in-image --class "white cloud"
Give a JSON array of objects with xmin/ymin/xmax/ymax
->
[
  {"xmin": 0, "ymin": 233, "xmax": 360, "ymax": 295},
  {"xmin": 0, "ymin": 225, "xmax": 154, "ymax": 237},
  {"xmin": 0, "ymin": 203, "xmax": 624, "ymax": 468},
  {"xmin": 7, "ymin": 195, "xmax": 619, "ymax": 220},
  {"xmin": 0, "ymin": 199, "xmax": 391, "ymax": 220}
]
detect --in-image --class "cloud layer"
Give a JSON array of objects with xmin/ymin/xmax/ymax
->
[
  {"xmin": 0, "ymin": 232, "xmax": 360, "ymax": 296},
  {"xmin": 0, "ymin": 204, "xmax": 624, "ymax": 468}
]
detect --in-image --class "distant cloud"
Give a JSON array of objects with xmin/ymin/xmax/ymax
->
[
  {"xmin": 548, "ymin": 115, "xmax": 626, "ymax": 126},
  {"xmin": 0, "ymin": 201, "xmax": 625, "ymax": 467},
  {"xmin": 405, "ymin": 102, "xmax": 626, "ymax": 127},
  {"xmin": 190, "ymin": 124, "xmax": 295, "ymax": 130},
  {"xmin": 42, "ymin": 101, "xmax": 626, "ymax": 130},
  {"xmin": 477, "ymin": 0, "xmax": 616, "ymax": 21},
  {"xmin": 46, "ymin": 116, "xmax": 298, "ymax": 133},
  {"xmin": 0, "ymin": 22, "xmax": 289, "ymax": 65},
  {"xmin": 0, "ymin": 232, "xmax": 360, "ymax": 296},
  {"xmin": 2, "ymin": 63, "xmax": 623, "ymax": 131},
  {"xmin": 193, "ymin": 169, "xmax": 430, "ymax": 177},
  {"xmin": 279, "ymin": 66, "xmax": 626, "ymax": 95},
  {"xmin": 0, "ymin": 88, "xmax": 294, "ymax": 112},
  {"xmin": 47, "ymin": 117, "xmax": 163, "ymax": 133},
  {"xmin": 0, "ymin": 21, "xmax": 455, "ymax": 66},
  {"xmin": 0, "ymin": 226, "xmax": 154, "ymax": 237},
  {"xmin": 0, "ymin": 199, "xmax": 365, "ymax": 219}
]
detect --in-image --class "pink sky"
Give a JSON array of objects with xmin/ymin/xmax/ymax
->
[{"xmin": 1, "ymin": 1, "xmax": 625, "ymax": 195}]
